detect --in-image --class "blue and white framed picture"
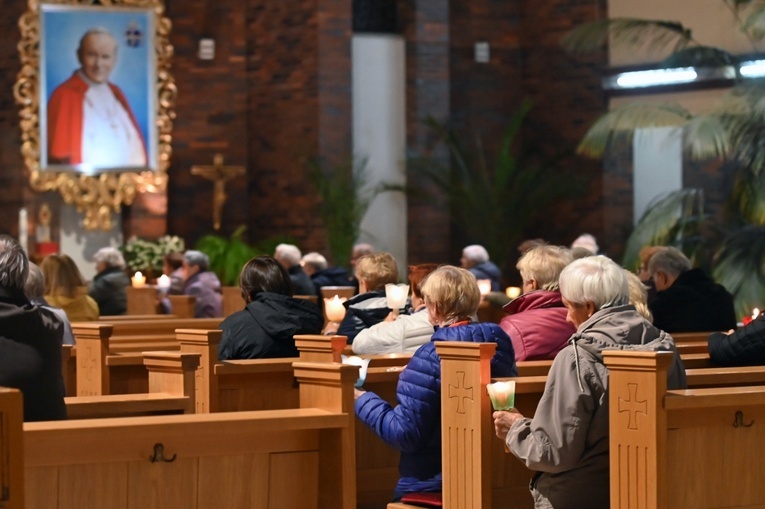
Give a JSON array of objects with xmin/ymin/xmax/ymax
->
[{"xmin": 39, "ymin": 3, "xmax": 157, "ymax": 174}]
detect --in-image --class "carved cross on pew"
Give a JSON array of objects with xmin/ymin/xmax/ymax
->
[
  {"xmin": 191, "ymin": 154, "xmax": 246, "ymax": 230},
  {"xmin": 448, "ymin": 371, "xmax": 474, "ymax": 414}
]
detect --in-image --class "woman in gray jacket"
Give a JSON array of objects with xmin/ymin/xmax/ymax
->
[{"xmin": 493, "ymin": 255, "xmax": 686, "ymax": 509}]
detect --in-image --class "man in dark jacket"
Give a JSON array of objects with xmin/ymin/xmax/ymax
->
[
  {"xmin": 89, "ymin": 246, "xmax": 130, "ymax": 315},
  {"xmin": 300, "ymin": 251, "xmax": 352, "ymax": 298},
  {"xmin": 274, "ymin": 243, "xmax": 316, "ymax": 296},
  {"xmin": 460, "ymin": 244, "xmax": 502, "ymax": 291},
  {"xmin": 708, "ymin": 314, "xmax": 765, "ymax": 366},
  {"xmin": 0, "ymin": 235, "xmax": 67, "ymax": 422},
  {"xmin": 647, "ymin": 247, "xmax": 736, "ymax": 333}
]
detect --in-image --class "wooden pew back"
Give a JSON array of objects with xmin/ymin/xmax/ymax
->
[
  {"xmin": 0, "ymin": 388, "xmax": 23, "ymax": 509},
  {"xmin": 24, "ymin": 362, "xmax": 358, "ymax": 509},
  {"xmin": 436, "ymin": 343, "xmax": 765, "ymax": 509}
]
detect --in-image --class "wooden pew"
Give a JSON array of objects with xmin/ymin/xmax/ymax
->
[
  {"xmin": 73, "ymin": 317, "xmax": 222, "ymax": 396},
  {"xmin": 605, "ymin": 350, "xmax": 765, "ymax": 508},
  {"xmin": 0, "ymin": 388, "xmax": 24, "ymax": 509},
  {"xmin": 432, "ymin": 343, "xmax": 765, "ymax": 509},
  {"xmin": 221, "ymin": 285, "xmax": 245, "ymax": 317},
  {"xmin": 65, "ymin": 352, "xmax": 199, "ymax": 419},
  {"xmin": 170, "ymin": 330, "xmax": 407, "ymax": 509},
  {"xmin": 126, "ymin": 286, "xmax": 159, "ymax": 315},
  {"xmin": 24, "ymin": 361, "xmax": 358, "ymax": 509}
]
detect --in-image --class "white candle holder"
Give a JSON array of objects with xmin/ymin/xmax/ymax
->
[
  {"xmin": 477, "ymin": 279, "xmax": 492, "ymax": 297},
  {"xmin": 156, "ymin": 274, "xmax": 171, "ymax": 293},
  {"xmin": 486, "ymin": 380, "xmax": 516, "ymax": 411},
  {"xmin": 131, "ymin": 271, "xmax": 147, "ymax": 289},
  {"xmin": 385, "ymin": 283, "xmax": 410, "ymax": 316},
  {"xmin": 505, "ymin": 286, "xmax": 521, "ymax": 299},
  {"xmin": 324, "ymin": 295, "xmax": 348, "ymax": 323}
]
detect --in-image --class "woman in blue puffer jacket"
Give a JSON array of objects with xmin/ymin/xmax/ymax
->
[{"xmin": 354, "ymin": 265, "xmax": 517, "ymax": 501}]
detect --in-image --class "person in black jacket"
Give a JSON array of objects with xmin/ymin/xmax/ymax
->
[
  {"xmin": 89, "ymin": 246, "xmax": 130, "ymax": 315},
  {"xmin": 708, "ymin": 314, "xmax": 765, "ymax": 366},
  {"xmin": 0, "ymin": 235, "xmax": 67, "ymax": 422},
  {"xmin": 218, "ymin": 255, "xmax": 323, "ymax": 360},
  {"xmin": 274, "ymin": 243, "xmax": 316, "ymax": 296},
  {"xmin": 300, "ymin": 251, "xmax": 352, "ymax": 298},
  {"xmin": 647, "ymin": 246, "xmax": 736, "ymax": 333},
  {"xmin": 460, "ymin": 244, "xmax": 502, "ymax": 291}
]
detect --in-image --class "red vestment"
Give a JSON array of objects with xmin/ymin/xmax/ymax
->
[{"xmin": 47, "ymin": 72, "xmax": 147, "ymax": 166}]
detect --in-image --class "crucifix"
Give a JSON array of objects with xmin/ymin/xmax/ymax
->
[{"xmin": 191, "ymin": 154, "xmax": 245, "ymax": 230}]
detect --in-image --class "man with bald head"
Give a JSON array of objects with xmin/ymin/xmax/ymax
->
[{"xmin": 47, "ymin": 28, "xmax": 147, "ymax": 168}]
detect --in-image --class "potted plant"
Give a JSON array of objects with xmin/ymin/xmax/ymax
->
[
  {"xmin": 409, "ymin": 101, "xmax": 581, "ymax": 275},
  {"xmin": 122, "ymin": 235, "xmax": 185, "ymax": 280},
  {"xmin": 562, "ymin": 2, "xmax": 765, "ymax": 315}
]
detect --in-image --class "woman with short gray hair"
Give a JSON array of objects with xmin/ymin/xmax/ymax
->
[{"xmin": 494, "ymin": 255, "xmax": 686, "ymax": 509}]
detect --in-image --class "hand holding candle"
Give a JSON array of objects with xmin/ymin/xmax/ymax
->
[{"xmin": 131, "ymin": 271, "xmax": 147, "ymax": 288}]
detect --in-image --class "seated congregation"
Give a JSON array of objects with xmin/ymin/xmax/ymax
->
[{"xmin": 3, "ymin": 231, "xmax": 765, "ymax": 509}]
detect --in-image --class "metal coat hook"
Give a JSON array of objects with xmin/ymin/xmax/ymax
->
[
  {"xmin": 149, "ymin": 443, "xmax": 177, "ymax": 463},
  {"xmin": 733, "ymin": 411, "xmax": 754, "ymax": 428}
]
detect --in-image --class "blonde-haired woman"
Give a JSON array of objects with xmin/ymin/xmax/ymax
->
[
  {"xmin": 624, "ymin": 269, "xmax": 653, "ymax": 322},
  {"xmin": 41, "ymin": 254, "xmax": 99, "ymax": 321},
  {"xmin": 355, "ymin": 265, "xmax": 516, "ymax": 502},
  {"xmin": 326, "ymin": 251, "xmax": 399, "ymax": 342}
]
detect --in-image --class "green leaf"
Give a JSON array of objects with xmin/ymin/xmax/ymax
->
[
  {"xmin": 410, "ymin": 104, "xmax": 582, "ymax": 271},
  {"xmin": 661, "ymin": 46, "xmax": 738, "ymax": 67},
  {"xmin": 561, "ymin": 18, "xmax": 692, "ymax": 56},
  {"xmin": 577, "ymin": 102, "xmax": 692, "ymax": 158},
  {"xmin": 621, "ymin": 189, "xmax": 706, "ymax": 270},
  {"xmin": 742, "ymin": 4, "xmax": 765, "ymax": 40},
  {"xmin": 713, "ymin": 225, "xmax": 765, "ymax": 317}
]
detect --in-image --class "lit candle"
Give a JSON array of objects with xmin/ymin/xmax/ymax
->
[
  {"xmin": 477, "ymin": 279, "xmax": 492, "ymax": 297},
  {"xmin": 486, "ymin": 380, "xmax": 516, "ymax": 411},
  {"xmin": 131, "ymin": 271, "xmax": 147, "ymax": 288},
  {"xmin": 744, "ymin": 308, "xmax": 761, "ymax": 326},
  {"xmin": 324, "ymin": 295, "xmax": 347, "ymax": 323},
  {"xmin": 385, "ymin": 283, "xmax": 410, "ymax": 316},
  {"xmin": 505, "ymin": 286, "xmax": 521, "ymax": 299},
  {"xmin": 18, "ymin": 208, "xmax": 28, "ymax": 254},
  {"xmin": 156, "ymin": 274, "xmax": 171, "ymax": 292}
]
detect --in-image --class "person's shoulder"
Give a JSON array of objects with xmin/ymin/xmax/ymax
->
[{"xmin": 51, "ymin": 73, "xmax": 88, "ymax": 97}]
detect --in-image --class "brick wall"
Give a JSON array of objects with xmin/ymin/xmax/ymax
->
[{"xmin": 0, "ymin": 0, "xmax": 638, "ymax": 272}]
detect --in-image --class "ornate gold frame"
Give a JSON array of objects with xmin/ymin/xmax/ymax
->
[{"xmin": 14, "ymin": 0, "xmax": 176, "ymax": 231}]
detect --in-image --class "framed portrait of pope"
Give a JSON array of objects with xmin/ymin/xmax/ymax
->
[{"xmin": 40, "ymin": 4, "xmax": 157, "ymax": 174}]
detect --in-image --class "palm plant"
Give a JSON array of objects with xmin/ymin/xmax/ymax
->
[
  {"xmin": 562, "ymin": 0, "xmax": 765, "ymax": 316},
  {"xmin": 410, "ymin": 101, "xmax": 581, "ymax": 273},
  {"xmin": 306, "ymin": 157, "xmax": 402, "ymax": 268}
]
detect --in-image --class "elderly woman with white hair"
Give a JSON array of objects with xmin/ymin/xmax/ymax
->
[
  {"xmin": 493, "ymin": 255, "xmax": 686, "ymax": 509},
  {"xmin": 89, "ymin": 246, "xmax": 131, "ymax": 315}
]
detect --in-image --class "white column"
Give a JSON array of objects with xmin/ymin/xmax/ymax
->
[
  {"xmin": 633, "ymin": 127, "xmax": 683, "ymax": 223},
  {"xmin": 352, "ymin": 34, "xmax": 407, "ymax": 278}
]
